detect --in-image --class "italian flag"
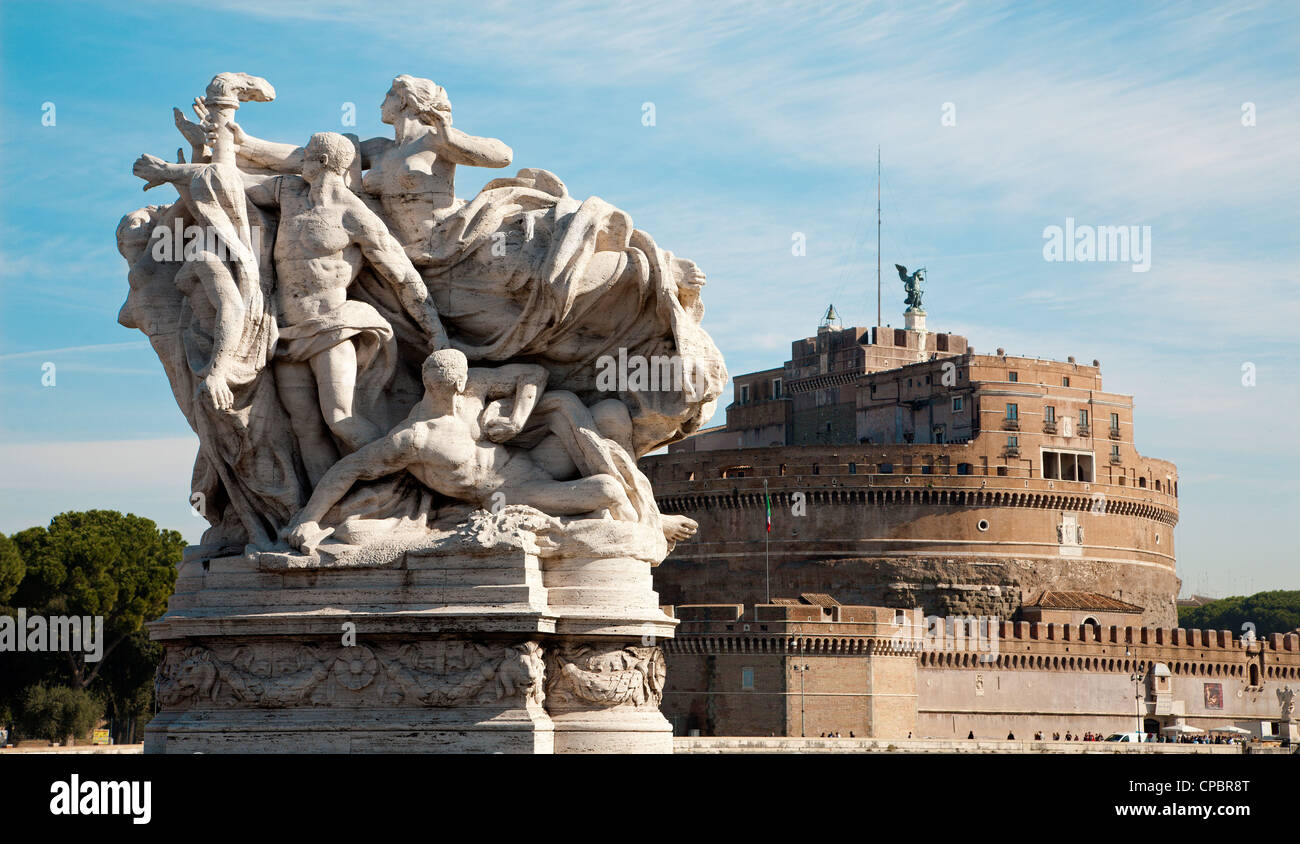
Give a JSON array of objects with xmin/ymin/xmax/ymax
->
[{"xmin": 765, "ymin": 487, "xmax": 772, "ymax": 533}]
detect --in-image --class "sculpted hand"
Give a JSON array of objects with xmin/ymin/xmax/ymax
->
[
  {"xmin": 683, "ymin": 265, "xmax": 706, "ymax": 289},
  {"xmin": 198, "ymin": 372, "xmax": 235, "ymax": 412},
  {"xmin": 480, "ymin": 405, "xmax": 520, "ymax": 444},
  {"xmin": 419, "ymin": 107, "xmax": 451, "ymax": 134},
  {"xmin": 205, "ymin": 120, "xmax": 246, "ymax": 148},
  {"xmin": 482, "ymin": 415, "xmax": 521, "ymax": 443},
  {"xmin": 173, "ymin": 107, "xmax": 206, "ymax": 150},
  {"xmin": 675, "ymin": 260, "xmax": 706, "ymax": 291},
  {"xmin": 429, "ymin": 321, "xmax": 451, "ymax": 352},
  {"xmin": 133, "ymin": 153, "xmax": 175, "ymax": 189}
]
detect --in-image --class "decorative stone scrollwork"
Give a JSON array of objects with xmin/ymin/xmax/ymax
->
[
  {"xmin": 545, "ymin": 645, "xmax": 665, "ymax": 708},
  {"xmin": 156, "ymin": 640, "xmax": 545, "ymax": 709}
]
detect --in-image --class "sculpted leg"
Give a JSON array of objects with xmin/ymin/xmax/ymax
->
[
  {"xmin": 274, "ymin": 359, "xmax": 338, "ymax": 486},
  {"xmin": 590, "ymin": 399, "xmax": 635, "ymax": 455},
  {"xmin": 527, "ymin": 397, "xmax": 635, "ymax": 480},
  {"xmin": 505, "ymin": 472, "xmax": 634, "ymax": 520},
  {"xmin": 311, "ymin": 340, "xmax": 382, "ymax": 453},
  {"xmin": 527, "ymin": 436, "xmax": 577, "ymax": 481}
]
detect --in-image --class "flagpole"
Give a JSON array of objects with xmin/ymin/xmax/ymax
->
[
  {"xmin": 764, "ymin": 478, "xmax": 771, "ymax": 604},
  {"xmin": 877, "ymin": 145, "xmax": 882, "ymax": 329}
]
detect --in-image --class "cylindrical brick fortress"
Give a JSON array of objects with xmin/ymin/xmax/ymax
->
[{"xmin": 642, "ymin": 444, "xmax": 1180, "ymax": 627}]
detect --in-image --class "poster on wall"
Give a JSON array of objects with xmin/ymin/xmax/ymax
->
[{"xmin": 1203, "ymin": 683, "xmax": 1223, "ymax": 710}]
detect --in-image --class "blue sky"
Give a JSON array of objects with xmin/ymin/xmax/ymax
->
[{"xmin": 0, "ymin": 1, "xmax": 1296, "ymax": 597}]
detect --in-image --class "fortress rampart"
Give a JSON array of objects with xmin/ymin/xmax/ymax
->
[
  {"xmin": 644, "ymin": 444, "xmax": 1180, "ymax": 626},
  {"xmin": 659, "ymin": 601, "xmax": 1300, "ymax": 740}
]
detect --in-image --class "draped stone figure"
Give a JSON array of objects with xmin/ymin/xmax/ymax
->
[{"xmin": 125, "ymin": 73, "xmax": 308, "ymax": 554}]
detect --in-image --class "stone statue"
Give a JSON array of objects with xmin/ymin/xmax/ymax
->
[
  {"xmin": 128, "ymin": 73, "xmax": 309, "ymax": 552},
  {"xmin": 240, "ymin": 132, "xmax": 447, "ymax": 476},
  {"xmin": 1279, "ymin": 686, "xmax": 1296, "ymax": 720},
  {"xmin": 895, "ymin": 263, "xmax": 925, "ymax": 313},
  {"xmin": 125, "ymin": 72, "xmax": 724, "ymax": 753},
  {"xmin": 283, "ymin": 348, "xmax": 696, "ymax": 556}
]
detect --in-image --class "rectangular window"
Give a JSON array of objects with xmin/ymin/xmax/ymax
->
[
  {"xmin": 1008, "ymin": 371, "xmax": 1018, "ymax": 382},
  {"xmin": 1007, "ymin": 435, "xmax": 1018, "ymax": 448},
  {"xmin": 1110, "ymin": 412, "xmax": 1120, "ymax": 431},
  {"xmin": 1044, "ymin": 405, "xmax": 1056, "ymax": 423},
  {"xmin": 848, "ymin": 462, "xmax": 857, "ymax": 474},
  {"xmin": 772, "ymin": 378, "xmax": 782, "ymax": 398},
  {"xmin": 1063, "ymin": 377, "xmax": 1070, "ymax": 387},
  {"xmin": 741, "ymin": 667, "xmax": 754, "ymax": 690},
  {"xmin": 1111, "ymin": 445, "xmax": 1120, "ymax": 459},
  {"xmin": 1079, "ymin": 409, "xmax": 1088, "ymax": 426},
  {"xmin": 740, "ymin": 385, "xmax": 749, "ymax": 404},
  {"xmin": 952, "ymin": 396, "xmax": 964, "ymax": 412},
  {"xmin": 878, "ymin": 462, "xmax": 893, "ymax": 474},
  {"xmin": 1006, "ymin": 403, "xmax": 1018, "ymax": 420}
]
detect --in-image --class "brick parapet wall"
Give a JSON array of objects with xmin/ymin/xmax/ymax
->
[{"xmin": 664, "ymin": 623, "xmax": 1300, "ymax": 681}]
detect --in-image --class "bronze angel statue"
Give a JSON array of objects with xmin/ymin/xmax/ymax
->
[{"xmin": 895, "ymin": 264, "xmax": 925, "ymax": 312}]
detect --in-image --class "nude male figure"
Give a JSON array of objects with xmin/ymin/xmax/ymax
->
[
  {"xmin": 284, "ymin": 349, "xmax": 635, "ymax": 553},
  {"xmin": 239, "ymin": 132, "xmax": 450, "ymax": 480}
]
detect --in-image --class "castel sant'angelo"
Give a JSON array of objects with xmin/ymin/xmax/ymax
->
[
  {"xmin": 642, "ymin": 301, "xmax": 1180, "ymax": 628},
  {"xmin": 640, "ymin": 294, "xmax": 1300, "ymax": 741}
]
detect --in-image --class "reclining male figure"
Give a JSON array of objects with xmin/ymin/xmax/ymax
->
[{"xmin": 284, "ymin": 348, "xmax": 635, "ymax": 553}]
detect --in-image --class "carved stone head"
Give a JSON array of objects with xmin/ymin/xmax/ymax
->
[
  {"xmin": 303, "ymin": 132, "xmax": 357, "ymax": 182},
  {"xmin": 422, "ymin": 348, "xmax": 469, "ymax": 394},
  {"xmin": 385, "ymin": 75, "xmax": 451, "ymax": 125}
]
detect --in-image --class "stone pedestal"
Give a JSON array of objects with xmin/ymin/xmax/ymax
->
[
  {"xmin": 146, "ymin": 536, "xmax": 675, "ymax": 754},
  {"xmin": 904, "ymin": 309, "xmax": 926, "ymax": 332}
]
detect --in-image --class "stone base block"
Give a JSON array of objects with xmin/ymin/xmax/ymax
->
[
  {"xmin": 548, "ymin": 708, "xmax": 673, "ymax": 754},
  {"xmin": 145, "ymin": 705, "xmax": 554, "ymax": 754},
  {"xmin": 147, "ymin": 541, "xmax": 677, "ymax": 754}
]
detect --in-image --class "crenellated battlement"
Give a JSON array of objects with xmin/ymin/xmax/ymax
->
[{"xmin": 663, "ymin": 602, "xmax": 1300, "ymax": 681}]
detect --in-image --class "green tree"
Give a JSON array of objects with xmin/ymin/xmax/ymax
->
[
  {"xmin": 0, "ymin": 533, "xmax": 24, "ymax": 604},
  {"xmin": 9, "ymin": 510, "xmax": 181, "ymax": 689},
  {"xmin": 18, "ymin": 684, "xmax": 104, "ymax": 745},
  {"xmin": 99, "ymin": 628, "xmax": 165, "ymax": 744},
  {"xmin": 1178, "ymin": 590, "xmax": 1300, "ymax": 637}
]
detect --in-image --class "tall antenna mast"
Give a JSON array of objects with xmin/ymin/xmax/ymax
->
[{"xmin": 876, "ymin": 145, "xmax": 882, "ymax": 327}]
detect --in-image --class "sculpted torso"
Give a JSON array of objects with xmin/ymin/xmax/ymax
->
[
  {"xmin": 362, "ymin": 137, "xmax": 457, "ymax": 246},
  {"xmin": 398, "ymin": 388, "xmax": 513, "ymax": 502},
  {"xmin": 273, "ymin": 178, "xmax": 366, "ymax": 324}
]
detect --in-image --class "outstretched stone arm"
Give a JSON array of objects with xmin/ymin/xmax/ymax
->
[
  {"xmin": 346, "ymin": 202, "xmax": 450, "ymax": 350},
  {"xmin": 233, "ymin": 133, "xmax": 306, "ymax": 173},
  {"xmin": 472, "ymin": 363, "xmax": 550, "ymax": 441},
  {"xmin": 193, "ymin": 264, "xmax": 247, "ymax": 411},
  {"xmin": 238, "ymin": 172, "xmax": 281, "ymax": 208},
  {"xmin": 418, "ymin": 110, "xmax": 512, "ymax": 168},
  {"xmin": 133, "ymin": 154, "xmax": 206, "ymax": 190},
  {"xmin": 358, "ymin": 136, "xmax": 395, "ymax": 169},
  {"xmin": 286, "ymin": 428, "xmax": 418, "ymax": 543},
  {"xmin": 172, "ymin": 100, "xmax": 305, "ymax": 173}
]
